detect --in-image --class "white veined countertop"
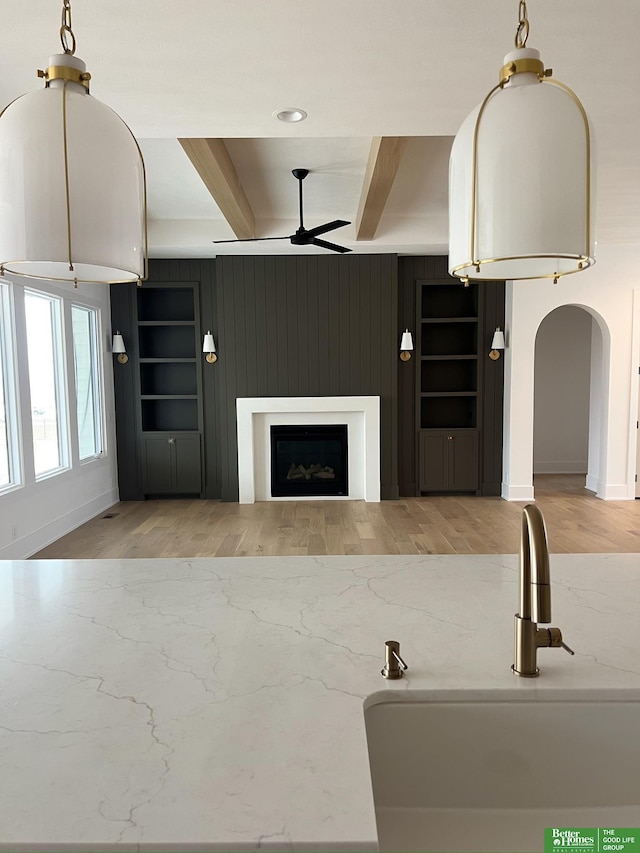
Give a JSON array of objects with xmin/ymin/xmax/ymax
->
[{"xmin": 0, "ymin": 553, "xmax": 639, "ymax": 851}]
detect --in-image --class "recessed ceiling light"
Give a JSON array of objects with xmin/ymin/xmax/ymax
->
[{"xmin": 274, "ymin": 108, "xmax": 307, "ymax": 123}]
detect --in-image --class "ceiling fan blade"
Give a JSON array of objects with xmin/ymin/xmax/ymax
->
[
  {"xmin": 304, "ymin": 220, "xmax": 351, "ymax": 239},
  {"xmin": 212, "ymin": 236, "xmax": 290, "ymax": 244},
  {"xmin": 312, "ymin": 238, "xmax": 352, "ymax": 254}
]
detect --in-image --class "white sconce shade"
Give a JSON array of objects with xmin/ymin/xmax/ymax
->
[
  {"xmin": 400, "ymin": 330, "xmax": 414, "ymax": 351},
  {"xmin": 449, "ymin": 43, "xmax": 595, "ymax": 283},
  {"xmin": 203, "ymin": 331, "xmax": 217, "ymax": 363},
  {"xmin": 112, "ymin": 331, "xmax": 128, "ymax": 363},
  {"xmin": 489, "ymin": 327, "xmax": 505, "ymax": 360},
  {"xmin": 400, "ymin": 329, "xmax": 413, "ymax": 361},
  {"xmin": 491, "ymin": 328, "xmax": 505, "ymax": 350},
  {"xmin": 0, "ymin": 53, "xmax": 147, "ymax": 285}
]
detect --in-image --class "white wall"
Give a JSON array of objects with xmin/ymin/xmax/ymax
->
[
  {"xmin": 533, "ymin": 306, "xmax": 592, "ymax": 474},
  {"xmin": 503, "ymin": 245, "xmax": 640, "ymax": 501},
  {"xmin": 0, "ymin": 278, "xmax": 118, "ymax": 558}
]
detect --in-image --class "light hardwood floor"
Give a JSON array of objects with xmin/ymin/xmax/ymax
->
[{"xmin": 31, "ymin": 475, "xmax": 640, "ymax": 558}]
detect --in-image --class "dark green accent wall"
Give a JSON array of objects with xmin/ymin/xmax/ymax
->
[
  {"xmin": 215, "ymin": 255, "xmax": 398, "ymax": 500},
  {"xmin": 479, "ymin": 281, "xmax": 506, "ymax": 496},
  {"xmin": 112, "ymin": 255, "xmax": 502, "ymax": 502},
  {"xmin": 110, "ymin": 283, "xmax": 141, "ymax": 500},
  {"xmin": 114, "ymin": 255, "xmax": 398, "ymax": 501}
]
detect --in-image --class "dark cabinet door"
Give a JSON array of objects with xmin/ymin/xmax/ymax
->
[
  {"xmin": 419, "ymin": 429, "xmax": 479, "ymax": 492},
  {"xmin": 142, "ymin": 435, "xmax": 202, "ymax": 495},
  {"xmin": 174, "ymin": 435, "xmax": 202, "ymax": 494},
  {"xmin": 448, "ymin": 431, "xmax": 479, "ymax": 491},
  {"xmin": 419, "ymin": 432, "xmax": 449, "ymax": 491},
  {"xmin": 142, "ymin": 436, "xmax": 174, "ymax": 494}
]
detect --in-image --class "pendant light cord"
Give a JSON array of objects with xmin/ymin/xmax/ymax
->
[
  {"xmin": 60, "ymin": 0, "xmax": 76, "ymax": 55},
  {"xmin": 515, "ymin": 0, "xmax": 529, "ymax": 48}
]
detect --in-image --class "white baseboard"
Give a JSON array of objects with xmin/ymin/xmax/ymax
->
[
  {"xmin": 0, "ymin": 488, "xmax": 119, "ymax": 559},
  {"xmin": 533, "ymin": 461, "xmax": 588, "ymax": 474},
  {"xmin": 585, "ymin": 474, "xmax": 598, "ymax": 493},
  {"xmin": 502, "ymin": 483, "xmax": 535, "ymax": 501},
  {"xmin": 595, "ymin": 483, "xmax": 634, "ymax": 501}
]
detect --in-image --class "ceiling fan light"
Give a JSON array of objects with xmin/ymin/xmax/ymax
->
[
  {"xmin": 449, "ymin": 45, "xmax": 595, "ymax": 282},
  {"xmin": 0, "ymin": 53, "xmax": 146, "ymax": 284}
]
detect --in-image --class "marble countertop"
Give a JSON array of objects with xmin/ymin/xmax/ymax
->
[{"xmin": 1, "ymin": 553, "xmax": 639, "ymax": 851}]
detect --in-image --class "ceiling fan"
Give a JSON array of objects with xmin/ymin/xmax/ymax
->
[{"xmin": 213, "ymin": 168, "xmax": 352, "ymax": 253}]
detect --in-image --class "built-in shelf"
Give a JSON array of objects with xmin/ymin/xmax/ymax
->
[
  {"xmin": 137, "ymin": 320, "xmax": 196, "ymax": 327},
  {"xmin": 140, "ymin": 395, "xmax": 198, "ymax": 400},
  {"xmin": 421, "ymin": 355, "xmax": 478, "ymax": 361},
  {"xmin": 421, "ymin": 392, "xmax": 479, "ymax": 398},
  {"xmin": 420, "ymin": 395, "xmax": 477, "ymax": 430},
  {"xmin": 139, "ymin": 358, "xmax": 197, "ymax": 364},
  {"xmin": 421, "ymin": 317, "xmax": 478, "ymax": 324},
  {"xmin": 419, "ymin": 426, "xmax": 478, "ymax": 432},
  {"xmin": 138, "ymin": 325, "xmax": 196, "ymax": 359},
  {"xmin": 417, "ymin": 282, "xmax": 479, "ymax": 320},
  {"xmin": 137, "ymin": 287, "xmax": 195, "ymax": 322},
  {"xmin": 141, "ymin": 391, "xmax": 199, "ymax": 432}
]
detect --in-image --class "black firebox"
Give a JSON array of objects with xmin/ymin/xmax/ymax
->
[{"xmin": 270, "ymin": 424, "xmax": 348, "ymax": 497}]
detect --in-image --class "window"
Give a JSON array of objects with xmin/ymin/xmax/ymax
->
[
  {"xmin": 72, "ymin": 305, "xmax": 103, "ymax": 460},
  {"xmin": 0, "ymin": 283, "xmax": 20, "ymax": 490},
  {"xmin": 25, "ymin": 290, "xmax": 68, "ymax": 478}
]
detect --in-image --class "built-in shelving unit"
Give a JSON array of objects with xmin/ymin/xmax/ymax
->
[
  {"xmin": 135, "ymin": 284, "xmax": 203, "ymax": 496},
  {"xmin": 417, "ymin": 281, "xmax": 481, "ymax": 493}
]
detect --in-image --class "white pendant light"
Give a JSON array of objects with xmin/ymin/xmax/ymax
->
[
  {"xmin": 449, "ymin": 1, "xmax": 595, "ymax": 283},
  {"xmin": 0, "ymin": 1, "xmax": 147, "ymax": 285}
]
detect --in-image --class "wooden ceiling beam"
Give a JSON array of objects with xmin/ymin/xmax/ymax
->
[
  {"xmin": 178, "ymin": 138, "xmax": 255, "ymax": 239},
  {"xmin": 355, "ymin": 137, "xmax": 407, "ymax": 241}
]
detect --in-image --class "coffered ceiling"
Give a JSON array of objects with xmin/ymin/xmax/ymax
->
[{"xmin": 3, "ymin": 1, "xmax": 639, "ymax": 258}]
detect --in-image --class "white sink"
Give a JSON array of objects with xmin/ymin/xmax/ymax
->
[{"xmin": 364, "ymin": 689, "xmax": 640, "ymax": 853}]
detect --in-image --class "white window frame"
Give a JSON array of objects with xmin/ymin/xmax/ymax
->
[
  {"xmin": 71, "ymin": 302, "xmax": 105, "ymax": 462},
  {"xmin": 0, "ymin": 282, "xmax": 22, "ymax": 494},
  {"xmin": 25, "ymin": 288, "xmax": 70, "ymax": 481}
]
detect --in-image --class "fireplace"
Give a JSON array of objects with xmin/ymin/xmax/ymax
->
[
  {"xmin": 236, "ymin": 396, "xmax": 380, "ymax": 503},
  {"xmin": 270, "ymin": 424, "xmax": 348, "ymax": 497}
]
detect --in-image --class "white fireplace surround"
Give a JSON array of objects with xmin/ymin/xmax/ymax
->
[{"xmin": 237, "ymin": 396, "xmax": 381, "ymax": 503}]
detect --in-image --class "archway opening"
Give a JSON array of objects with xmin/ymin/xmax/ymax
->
[{"xmin": 533, "ymin": 305, "xmax": 607, "ymax": 499}]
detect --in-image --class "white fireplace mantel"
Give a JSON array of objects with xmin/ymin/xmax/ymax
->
[{"xmin": 236, "ymin": 396, "xmax": 381, "ymax": 503}]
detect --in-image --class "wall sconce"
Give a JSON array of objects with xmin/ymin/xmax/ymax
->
[
  {"xmin": 112, "ymin": 331, "xmax": 128, "ymax": 364},
  {"xmin": 203, "ymin": 331, "xmax": 217, "ymax": 363},
  {"xmin": 489, "ymin": 328, "xmax": 505, "ymax": 360},
  {"xmin": 400, "ymin": 329, "xmax": 414, "ymax": 362}
]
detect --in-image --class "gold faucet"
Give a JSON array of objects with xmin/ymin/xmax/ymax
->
[{"xmin": 512, "ymin": 504, "xmax": 574, "ymax": 677}]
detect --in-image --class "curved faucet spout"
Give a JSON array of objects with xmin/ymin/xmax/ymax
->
[
  {"xmin": 520, "ymin": 504, "xmax": 551, "ymax": 624},
  {"xmin": 513, "ymin": 505, "xmax": 573, "ymax": 677}
]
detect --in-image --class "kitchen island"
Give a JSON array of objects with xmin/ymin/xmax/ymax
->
[{"xmin": 1, "ymin": 553, "xmax": 639, "ymax": 851}]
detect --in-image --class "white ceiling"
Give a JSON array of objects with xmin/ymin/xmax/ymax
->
[{"xmin": 4, "ymin": 0, "xmax": 640, "ymax": 257}]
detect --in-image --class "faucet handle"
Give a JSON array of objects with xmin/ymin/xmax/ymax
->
[
  {"xmin": 537, "ymin": 627, "xmax": 575, "ymax": 654},
  {"xmin": 381, "ymin": 640, "xmax": 408, "ymax": 679}
]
